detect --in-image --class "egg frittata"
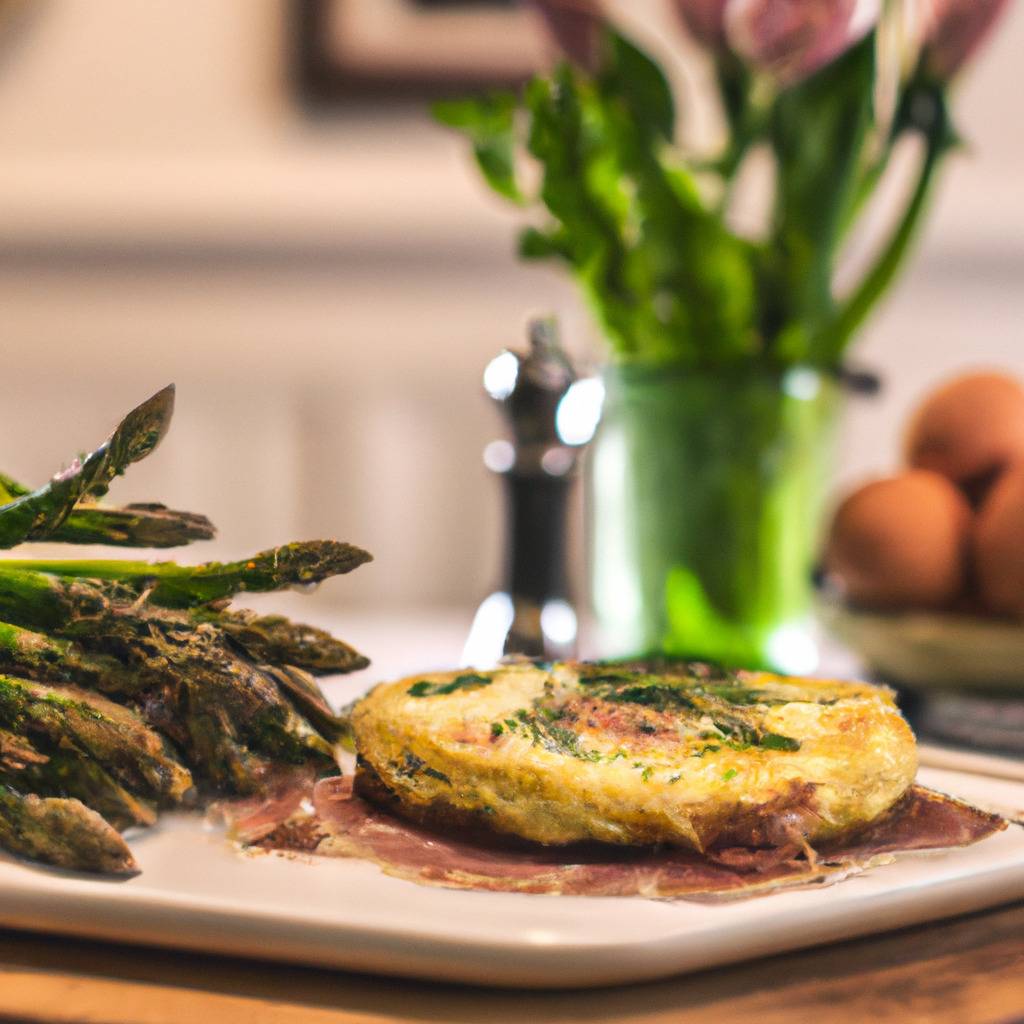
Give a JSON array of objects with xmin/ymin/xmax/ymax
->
[{"xmin": 350, "ymin": 661, "xmax": 918, "ymax": 852}]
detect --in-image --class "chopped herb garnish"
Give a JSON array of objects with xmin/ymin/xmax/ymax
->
[
  {"xmin": 490, "ymin": 722, "xmax": 504, "ymax": 737},
  {"xmin": 668, "ymin": 774, "xmax": 681, "ymax": 784},
  {"xmin": 760, "ymin": 732, "xmax": 801, "ymax": 751},
  {"xmin": 691, "ymin": 743, "xmax": 721, "ymax": 758},
  {"xmin": 398, "ymin": 751, "xmax": 425, "ymax": 777},
  {"xmin": 508, "ymin": 710, "xmax": 605, "ymax": 762},
  {"xmin": 407, "ymin": 673, "xmax": 492, "ymax": 698},
  {"xmin": 397, "ymin": 751, "xmax": 452, "ymax": 785},
  {"xmin": 700, "ymin": 685, "xmax": 759, "ymax": 705},
  {"xmin": 723, "ymin": 739, "xmax": 753, "ymax": 752},
  {"xmin": 722, "ymin": 768, "xmax": 738, "ymax": 781},
  {"xmin": 640, "ymin": 766, "xmax": 653, "ymax": 782},
  {"xmin": 578, "ymin": 672, "xmax": 633, "ymax": 685},
  {"xmin": 600, "ymin": 684, "xmax": 697, "ymax": 711}
]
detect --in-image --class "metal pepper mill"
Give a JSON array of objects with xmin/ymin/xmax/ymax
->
[{"xmin": 462, "ymin": 318, "xmax": 602, "ymax": 667}]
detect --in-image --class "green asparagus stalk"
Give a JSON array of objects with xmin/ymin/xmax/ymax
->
[
  {"xmin": 0, "ymin": 575, "xmax": 336, "ymax": 770},
  {"xmin": 0, "ymin": 384, "xmax": 369, "ymax": 873},
  {"xmin": 0, "ymin": 567, "xmax": 129, "ymax": 633},
  {"xmin": 2, "ymin": 740, "xmax": 157, "ymax": 831},
  {"xmin": 0, "ymin": 619, "xmax": 273, "ymax": 794},
  {"xmin": 0, "ymin": 727, "xmax": 48, "ymax": 770},
  {"xmin": 46, "ymin": 503, "xmax": 216, "ymax": 548},
  {"xmin": 0, "ymin": 386, "xmax": 176, "ymax": 549},
  {"xmin": 0, "ymin": 675, "xmax": 192, "ymax": 806},
  {"xmin": 0, "ymin": 540, "xmax": 372, "ymax": 609},
  {"xmin": 0, "ymin": 558, "xmax": 344, "ymax": 796},
  {"xmin": 203, "ymin": 609, "xmax": 369, "ymax": 675},
  {"xmin": 0, "ymin": 621, "xmax": 152, "ymax": 698},
  {"xmin": 0, "ymin": 472, "xmax": 28, "ymax": 500},
  {"xmin": 0, "ymin": 590, "xmax": 333, "ymax": 785},
  {"xmin": 0, "ymin": 784, "xmax": 138, "ymax": 874},
  {"xmin": 259, "ymin": 663, "xmax": 345, "ymax": 742},
  {"xmin": 0, "ymin": 473, "xmax": 215, "ymax": 548}
]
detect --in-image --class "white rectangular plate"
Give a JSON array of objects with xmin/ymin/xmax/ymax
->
[{"xmin": 0, "ymin": 765, "xmax": 1021, "ymax": 989}]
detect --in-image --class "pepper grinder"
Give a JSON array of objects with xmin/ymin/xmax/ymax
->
[{"xmin": 462, "ymin": 318, "xmax": 603, "ymax": 666}]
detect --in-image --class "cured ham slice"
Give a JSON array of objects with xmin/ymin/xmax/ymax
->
[
  {"xmin": 249, "ymin": 775, "xmax": 1007, "ymax": 900},
  {"xmin": 209, "ymin": 766, "xmax": 318, "ymax": 844}
]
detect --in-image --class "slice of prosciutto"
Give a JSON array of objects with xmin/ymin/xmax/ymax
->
[
  {"xmin": 248, "ymin": 776, "xmax": 1007, "ymax": 900},
  {"xmin": 209, "ymin": 766, "xmax": 319, "ymax": 844}
]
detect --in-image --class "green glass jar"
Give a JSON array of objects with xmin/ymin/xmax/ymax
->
[{"xmin": 588, "ymin": 364, "xmax": 839, "ymax": 672}]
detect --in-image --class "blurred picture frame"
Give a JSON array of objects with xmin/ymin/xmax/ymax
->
[{"xmin": 290, "ymin": 0, "xmax": 550, "ymax": 104}]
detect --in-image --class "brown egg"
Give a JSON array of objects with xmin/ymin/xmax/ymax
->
[
  {"xmin": 824, "ymin": 470, "xmax": 971, "ymax": 610},
  {"xmin": 905, "ymin": 372, "xmax": 1024, "ymax": 488},
  {"xmin": 973, "ymin": 463, "xmax": 1024, "ymax": 618}
]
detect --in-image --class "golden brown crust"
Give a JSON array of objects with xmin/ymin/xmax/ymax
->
[{"xmin": 351, "ymin": 662, "xmax": 918, "ymax": 852}]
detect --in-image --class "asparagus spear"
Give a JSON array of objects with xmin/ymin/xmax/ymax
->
[
  {"xmin": 0, "ymin": 621, "xmax": 151, "ymax": 699},
  {"xmin": 0, "ymin": 675, "xmax": 192, "ymax": 806},
  {"xmin": 0, "ymin": 566, "xmax": 128, "ymax": 633},
  {"xmin": 1, "ymin": 740, "xmax": 157, "ymax": 831},
  {"xmin": 0, "ymin": 386, "xmax": 175, "ymax": 549},
  {"xmin": 0, "ymin": 784, "xmax": 137, "ymax": 874},
  {"xmin": 259, "ymin": 663, "xmax": 346, "ymax": 742},
  {"xmin": 0, "ymin": 581, "xmax": 368, "ymax": 682},
  {"xmin": 46, "ymin": 504, "xmax": 216, "ymax": 548},
  {"xmin": 0, "ymin": 577, "xmax": 334, "ymax": 766},
  {"xmin": 0, "ymin": 384, "xmax": 368, "ymax": 873},
  {"xmin": 0, "ymin": 727, "xmax": 47, "ymax": 770},
  {"xmin": 0, "ymin": 473, "xmax": 214, "ymax": 549},
  {"xmin": 0, "ymin": 540, "xmax": 372, "ymax": 609},
  {"xmin": 0, "ymin": 616, "xmax": 277, "ymax": 795},
  {"xmin": 205, "ymin": 609, "xmax": 369, "ymax": 675},
  {"xmin": 0, "ymin": 615, "xmax": 345, "ymax": 794},
  {"xmin": 0, "ymin": 472, "xmax": 28, "ymax": 500}
]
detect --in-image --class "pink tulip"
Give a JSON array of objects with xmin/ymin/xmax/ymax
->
[
  {"xmin": 671, "ymin": 0, "xmax": 730, "ymax": 49},
  {"xmin": 725, "ymin": 0, "xmax": 880, "ymax": 85},
  {"xmin": 922, "ymin": 0, "xmax": 1009, "ymax": 79},
  {"xmin": 526, "ymin": 0, "xmax": 606, "ymax": 72}
]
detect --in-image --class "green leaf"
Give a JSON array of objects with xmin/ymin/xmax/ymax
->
[
  {"xmin": 594, "ymin": 56, "xmax": 758, "ymax": 365},
  {"xmin": 433, "ymin": 93, "xmax": 524, "ymax": 203},
  {"xmin": 819, "ymin": 80, "xmax": 952, "ymax": 362},
  {"xmin": 518, "ymin": 225, "xmax": 571, "ymax": 260},
  {"xmin": 767, "ymin": 33, "xmax": 876, "ymax": 360},
  {"xmin": 524, "ymin": 68, "xmax": 639, "ymax": 353},
  {"xmin": 601, "ymin": 30, "xmax": 675, "ymax": 143},
  {"xmin": 0, "ymin": 386, "xmax": 175, "ymax": 549}
]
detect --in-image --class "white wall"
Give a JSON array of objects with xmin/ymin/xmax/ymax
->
[{"xmin": 0, "ymin": 0, "xmax": 1020, "ymax": 613}]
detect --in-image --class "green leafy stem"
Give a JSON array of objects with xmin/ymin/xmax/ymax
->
[{"xmin": 434, "ymin": 28, "xmax": 955, "ymax": 369}]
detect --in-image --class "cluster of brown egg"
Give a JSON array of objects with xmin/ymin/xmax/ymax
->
[{"xmin": 825, "ymin": 372, "xmax": 1024, "ymax": 618}]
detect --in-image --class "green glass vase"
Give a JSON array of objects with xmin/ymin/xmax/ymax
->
[{"xmin": 588, "ymin": 364, "xmax": 838, "ymax": 672}]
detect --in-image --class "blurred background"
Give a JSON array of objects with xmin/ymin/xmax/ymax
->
[{"xmin": 0, "ymin": 0, "xmax": 1020, "ymax": 629}]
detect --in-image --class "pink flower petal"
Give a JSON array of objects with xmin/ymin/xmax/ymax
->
[
  {"xmin": 922, "ymin": 0, "xmax": 1009, "ymax": 79},
  {"xmin": 526, "ymin": 0, "xmax": 606, "ymax": 72},
  {"xmin": 726, "ymin": 0, "xmax": 880, "ymax": 85},
  {"xmin": 670, "ymin": 0, "xmax": 730, "ymax": 48}
]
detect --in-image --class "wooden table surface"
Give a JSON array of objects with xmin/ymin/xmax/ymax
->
[{"xmin": 0, "ymin": 902, "xmax": 1022, "ymax": 1024}]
